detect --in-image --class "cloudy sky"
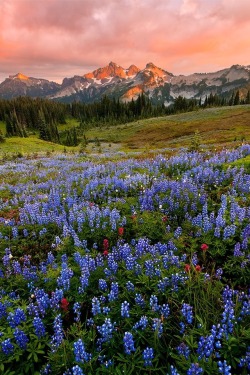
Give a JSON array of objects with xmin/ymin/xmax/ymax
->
[{"xmin": 0, "ymin": 0, "xmax": 249, "ymax": 83}]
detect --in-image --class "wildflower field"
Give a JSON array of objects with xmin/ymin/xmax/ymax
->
[{"xmin": 0, "ymin": 145, "xmax": 249, "ymax": 374}]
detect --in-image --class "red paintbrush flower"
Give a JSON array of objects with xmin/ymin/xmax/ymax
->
[
  {"xmin": 103, "ymin": 250, "xmax": 109, "ymax": 256},
  {"xmin": 118, "ymin": 227, "xmax": 124, "ymax": 236},
  {"xmin": 200, "ymin": 243, "xmax": 209, "ymax": 251},
  {"xmin": 103, "ymin": 238, "xmax": 109, "ymax": 251},
  {"xmin": 184, "ymin": 264, "xmax": 191, "ymax": 273},
  {"xmin": 61, "ymin": 297, "xmax": 69, "ymax": 312},
  {"xmin": 195, "ymin": 265, "xmax": 201, "ymax": 272}
]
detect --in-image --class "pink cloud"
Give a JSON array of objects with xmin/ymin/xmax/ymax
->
[
  {"xmin": 180, "ymin": 0, "xmax": 199, "ymax": 16},
  {"xmin": 0, "ymin": 0, "xmax": 249, "ymax": 83}
]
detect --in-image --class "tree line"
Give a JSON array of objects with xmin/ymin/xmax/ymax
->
[{"xmin": 0, "ymin": 89, "xmax": 249, "ymax": 146}]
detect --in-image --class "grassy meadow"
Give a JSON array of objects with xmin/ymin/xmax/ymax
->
[{"xmin": 84, "ymin": 105, "xmax": 250, "ymax": 151}]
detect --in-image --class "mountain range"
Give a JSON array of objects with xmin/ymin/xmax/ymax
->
[{"xmin": 0, "ymin": 62, "xmax": 249, "ymax": 104}]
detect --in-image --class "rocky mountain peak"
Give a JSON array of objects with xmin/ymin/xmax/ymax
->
[
  {"xmin": 84, "ymin": 61, "xmax": 127, "ymax": 80},
  {"xmin": 127, "ymin": 64, "xmax": 140, "ymax": 76},
  {"xmin": 145, "ymin": 62, "xmax": 157, "ymax": 69},
  {"xmin": 144, "ymin": 62, "xmax": 170, "ymax": 78},
  {"xmin": 10, "ymin": 73, "xmax": 29, "ymax": 81},
  {"xmin": 108, "ymin": 61, "xmax": 119, "ymax": 67}
]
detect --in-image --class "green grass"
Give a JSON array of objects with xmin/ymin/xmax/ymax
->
[
  {"xmin": 0, "ymin": 136, "xmax": 76, "ymax": 156},
  {"xmin": 0, "ymin": 121, "xmax": 5, "ymax": 133},
  {"xmin": 57, "ymin": 117, "xmax": 80, "ymax": 131},
  {"xmin": 226, "ymin": 154, "xmax": 250, "ymax": 173}
]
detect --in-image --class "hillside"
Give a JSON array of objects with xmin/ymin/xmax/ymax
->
[
  {"xmin": 82, "ymin": 105, "xmax": 250, "ymax": 152},
  {"xmin": 1, "ymin": 105, "xmax": 250, "ymax": 158}
]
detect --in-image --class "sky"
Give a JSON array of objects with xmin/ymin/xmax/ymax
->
[{"xmin": 0, "ymin": 0, "xmax": 250, "ymax": 83}]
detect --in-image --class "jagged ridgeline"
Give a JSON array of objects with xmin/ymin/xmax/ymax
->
[{"xmin": 0, "ymin": 90, "xmax": 249, "ymax": 146}]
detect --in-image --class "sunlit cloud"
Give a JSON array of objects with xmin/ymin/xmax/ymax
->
[{"xmin": 0, "ymin": 0, "xmax": 249, "ymax": 83}]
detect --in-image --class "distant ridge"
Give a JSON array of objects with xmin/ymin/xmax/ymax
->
[{"xmin": 0, "ymin": 62, "xmax": 249, "ymax": 104}]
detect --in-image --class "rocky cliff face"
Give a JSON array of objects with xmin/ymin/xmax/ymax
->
[{"xmin": 0, "ymin": 63, "xmax": 249, "ymax": 104}]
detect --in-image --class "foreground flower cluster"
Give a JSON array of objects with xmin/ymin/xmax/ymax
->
[{"xmin": 0, "ymin": 145, "xmax": 249, "ymax": 374}]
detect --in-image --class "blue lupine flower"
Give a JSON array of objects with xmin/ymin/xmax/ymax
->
[
  {"xmin": 221, "ymin": 298, "xmax": 235, "ymax": 336},
  {"xmin": 126, "ymin": 281, "xmax": 135, "ymax": 291},
  {"xmin": 33, "ymin": 317, "xmax": 46, "ymax": 338},
  {"xmin": 133, "ymin": 315, "xmax": 148, "ymax": 330},
  {"xmin": 168, "ymin": 365, "xmax": 180, "ymax": 375},
  {"xmin": 78, "ymin": 270, "xmax": 89, "ymax": 294},
  {"xmin": 73, "ymin": 302, "xmax": 81, "ymax": 322},
  {"xmin": 97, "ymin": 318, "xmax": 116, "ymax": 344},
  {"xmin": 239, "ymin": 347, "xmax": 250, "ymax": 370},
  {"xmin": 7, "ymin": 308, "xmax": 26, "ymax": 328},
  {"xmin": 181, "ymin": 303, "xmax": 193, "ymax": 324},
  {"xmin": 57, "ymin": 262, "xmax": 73, "ymax": 291},
  {"xmin": 197, "ymin": 324, "xmax": 217, "ymax": 359},
  {"xmin": 86, "ymin": 318, "xmax": 94, "ymax": 327},
  {"xmin": 215, "ymin": 268, "xmax": 223, "ymax": 279},
  {"xmin": 91, "ymin": 297, "xmax": 101, "ymax": 316},
  {"xmin": 40, "ymin": 363, "xmax": 51, "ymax": 374},
  {"xmin": 135, "ymin": 293, "xmax": 145, "ymax": 308},
  {"xmin": 179, "ymin": 322, "xmax": 186, "ymax": 334},
  {"xmin": 108, "ymin": 282, "xmax": 119, "ymax": 301},
  {"xmin": 123, "ymin": 332, "xmax": 135, "ymax": 354},
  {"xmin": 102, "ymin": 306, "xmax": 110, "ymax": 315},
  {"xmin": 149, "ymin": 295, "xmax": 159, "ymax": 311},
  {"xmin": 1, "ymin": 338, "xmax": 14, "ymax": 355},
  {"xmin": 73, "ymin": 339, "xmax": 91, "ymax": 363},
  {"xmin": 35, "ymin": 288, "xmax": 50, "ymax": 317},
  {"xmin": 160, "ymin": 303, "xmax": 170, "ymax": 318},
  {"xmin": 12, "ymin": 260, "xmax": 22, "ymax": 274},
  {"xmin": 234, "ymin": 242, "xmax": 243, "ymax": 257},
  {"xmin": 174, "ymin": 226, "xmax": 182, "ymax": 239},
  {"xmin": 71, "ymin": 365, "xmax": 84, "ymax": 375},
  {"xmin": 152, "ymin": 318, "xmax": 163, "ymax": 337},
  {"xmin": 142, "ymin": 347, "xmax": 154, "ymax": 367},
  {"xmin": 187, "ymin": 363, "xmax": 203, "ymax": 374},
  {"xmin": 98, "ymin": 355, "xmax": 113, "ymax": 367},
  {"xmin": 14, "ymin": 328, "xmax": 29, "ymax": 349},
  {"xmin": 176, "ymin": 342, "xmax": 190, "ymax": 359},
  {"xmin": 218, "ymin": 360, "xmax": 231, "ymax": 375},
  {"xmin": 145, "ymin": 260, "xmax": 155, "ymax": 277},
  {"xmin": 0, "ymin": 301, "xmax": 7, "ymax": 318},
  {"xmin": 98, "ymin": 279, "xmax": 108, "ymax": 291},
  {"xmin": 50, "ymin": 288, "xmax": 64, "ymax": 309},
  {"xmin": 121, "ymin": 301, "xmax": 130, "ymax": 318},
  {"xmin": 50, "ymin": 314, "xmax": 64, "ymax": 352},
  {"xmin": 2, "ymin": 248, "xmax": 12, "ymax": 267}
]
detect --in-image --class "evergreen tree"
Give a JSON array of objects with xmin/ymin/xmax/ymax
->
[
  {"xmin": 5, "ymin": 114, "xmax": 14, "ymax": 136},
  {"xmin": 203, "ymin": 96, "xmax": 208, "ymax": 107},
  {"xmin": 233, "ymin": 90, "xmax": 240, "ymax": 105},
  {"xmin": 38, "ymin": 110, "xmax": 49, "ymax": 141},
  {"xmin": 189, "ymin": 130, "xmax": 201, "ymax": 151},
  {"xmin": 228, "ymin": 93, "xmax": 234, "ymax": 106},
  {"xmin": 245, "ymin": 90, "xmax": 250, "ymax": 104}
]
